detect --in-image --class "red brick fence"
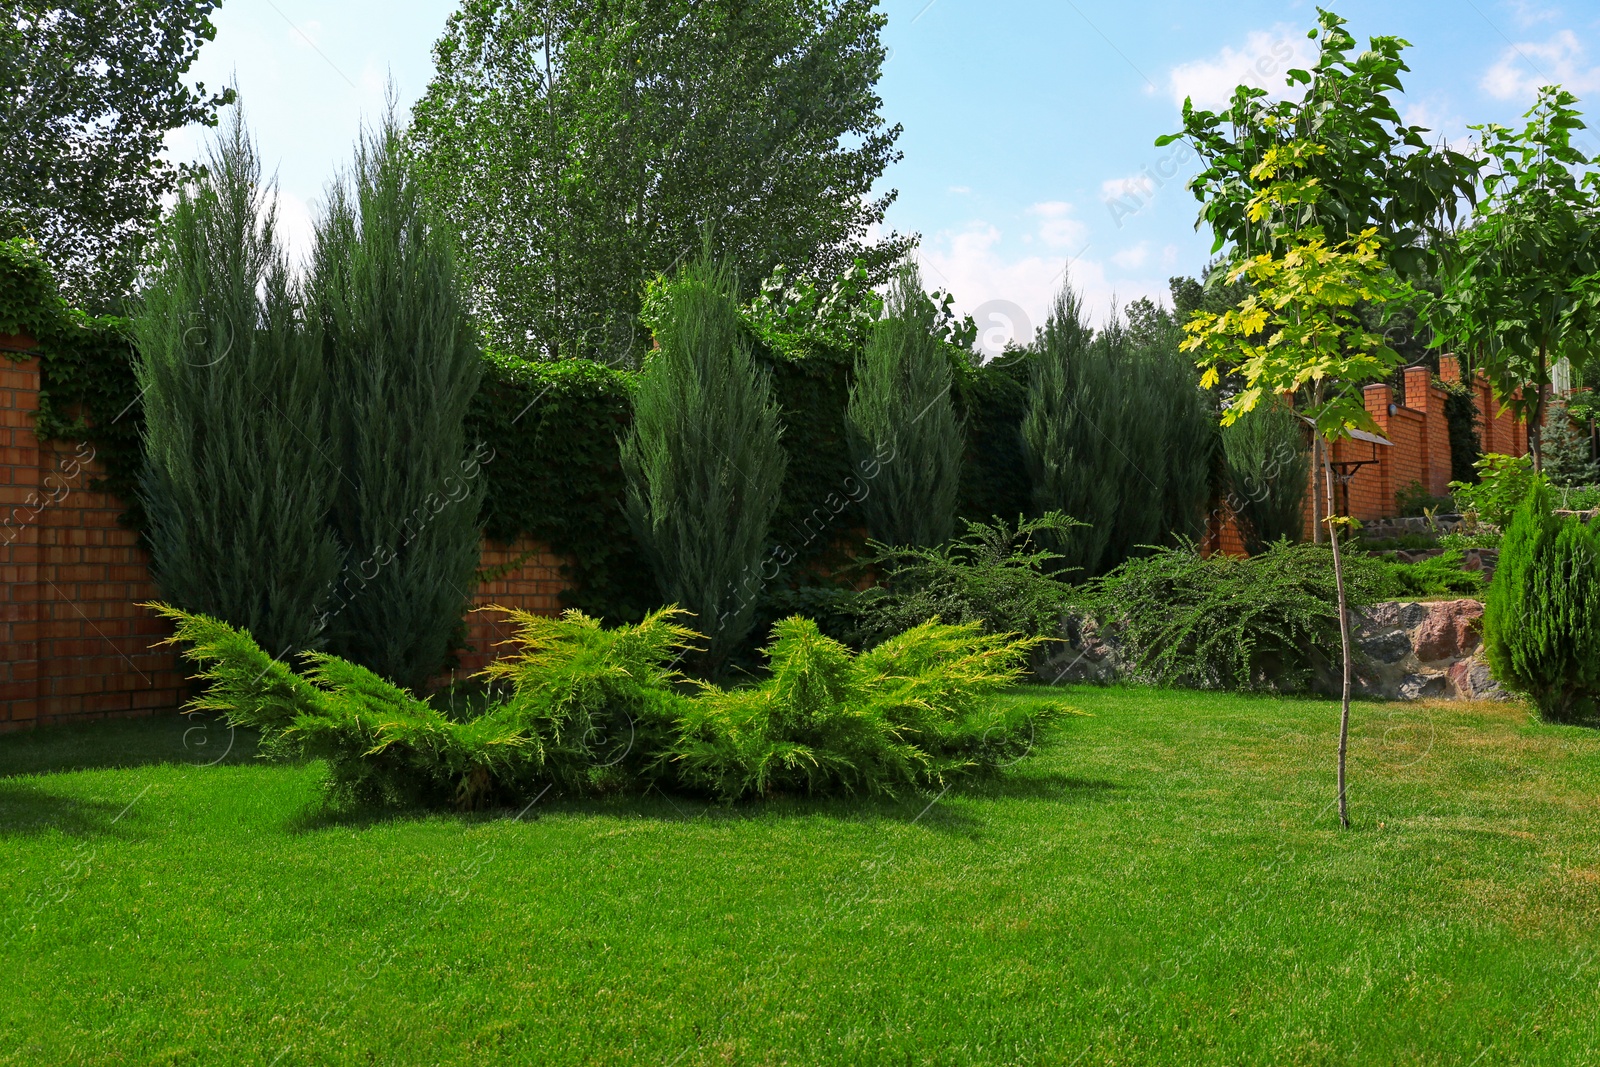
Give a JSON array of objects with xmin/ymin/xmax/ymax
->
[{"xmin": 0, "ymin": 333, "xmax": 574, "ymax": 730}]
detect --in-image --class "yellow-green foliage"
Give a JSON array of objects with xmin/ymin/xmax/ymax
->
[
  {"xmin": 156, "ymin": 604, "xmax": 1050, "ymax": 807},
  {"xmin": 672, "ymin": 617, "xmax": 1051, "ymax": 801}
]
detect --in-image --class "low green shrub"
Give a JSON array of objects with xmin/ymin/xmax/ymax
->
[
  {"xmin": 850, "ymin": 512, "xmax": 1081, "ymax": 643},
  {"xmin": 1450, "ymin": 453, "xmax": 1533, "ymax": 527},
  {"xmin": 1381, "ymin": 550, "xmax": 1486, "ymax": 598},
  {"xmin": 1395, "ymin": 480, "xmax": 1453, "ymax": 518},
  {"xmin": 673, "ymin": 617, "xmax": 1054, "ymax": 800},
  {"xmin": 1484, "ymin": 482, "xmax": 1600, "ymax": 723},
  {"xmin": 155, "ymin": 603, "xmax": 1053, "ymax": 806},
  {"xmin": 1091, "ymin": 540, "xmax": 1393, "ymax": 691}
]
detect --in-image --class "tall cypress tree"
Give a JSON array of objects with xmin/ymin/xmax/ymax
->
[
  {"xmin": 1022, "ymin": 281, "xmax": 1117, "ymax": 576},
  {"xmin": 135, "ymin": 107, "xmax": 340, "ymax": 657},
  {"xmin": 845, "ymin": 263, "xmax": 963, "ymax": 547},
  {"xmin": 309, "ymin": 110, "xmax": 484, "ymax": 691},
  {"xmin": 622, "ymin": 257, "xmax": 786, "ymax": 674}
]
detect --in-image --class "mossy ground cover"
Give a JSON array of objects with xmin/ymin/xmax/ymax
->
[{"xmin": 2, "ymin": 688, "xmax": 1597, "ymax": 1065}]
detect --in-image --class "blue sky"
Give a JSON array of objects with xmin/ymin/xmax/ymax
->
[{"xmin": 170, "ymin": 0, "xmax": 1600, "ymax": 349}]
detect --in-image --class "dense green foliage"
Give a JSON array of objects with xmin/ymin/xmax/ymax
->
[
  {"xmin": 1093, "ymin": 540, "xmax": 1393, "ymax": 691},
  {"xmin": 1430, "ymin": 87, "xmax": 1600, "ymax": 467},
  {"xmin": 952, "ymin": 348, "xmax": 1033, "ymax": 524},
  {"xmin": 1438, "ymin": 375, "xmax": 1483, "ymax": 484},
  {"xmin": 1450, "ymin": 453, "xmax": 1534, "ymax": 527},
  {"xmin": 845, "ymin": 264, "xmax": 963, "ymax": 547},
  {"xmin": 134, "ymin": 114, "xmax": 341, "ymax": 659},
  {"xmin": 852, "ymin": 512, "xmax": 1080, "ymax": 643},
  {"xmin": 1484, "ymin": 482, "xmax": 1600, "ymax": 722},
  {"xmin": 465, "ymin": 353, "xmax": 655, "ymax": 622},
  {"xmin": 309, "ymin": 114, "xmax": 485, "ymax": 690},
  {"xmin": 1, "ymin": 1, "xmax": 233, "ymax": 307},
  {"xmin": 0, "ymin": 237, "xmax": 144, "ymax": 518},
  {"xmin": 1539, "ymin": 396, "xmax": 1598, "ymax": 488},
  {"xmin": 1023, "ymin": 281, "xmax": 1211, "ymax": 577},
  {"xmin": 412, "ymin": 0, "xmax": 908, "ymax": 363},
  {"xmin": 1221, "ymin": 396, "xmax": 1309, "ymax": 552},
  {"xmin": 155, "ymin": 603, "xmax": 1049, "ymax": 806},
  {"xmin": 1382, "ymin": 549, "xmax": 1486, "ymax": 598},
  {"xmin": 622, "ymin": 259, "xmax": 787, "ymax": 673}
]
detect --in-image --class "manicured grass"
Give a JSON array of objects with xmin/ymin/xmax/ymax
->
[{"xmin": 3, "ymin": 688, "xmax": 1598, "ymax": 1065}]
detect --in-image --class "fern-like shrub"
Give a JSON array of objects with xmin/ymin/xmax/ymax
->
[
  {"xmin": 673, "ymin": 617, "xmax": 1050, "ymax": 800},
  {"xmin": 153, "ymin": 603, "xmax": 700, "ymax": 807},
  {"xmin": 156, "ymin": 605, "xmax": 1051, "ymax": 807},
  {"xmin": 1484, "ymin": 482, "xmax": 1600, "ymax": 722},
  {"xmin": 852, "ymin": 512, "xmax": 1082, "ymax": 642},
  {"xmin": 1091, "ymin": 540, "xmax": 1393, "ymax": 691}
]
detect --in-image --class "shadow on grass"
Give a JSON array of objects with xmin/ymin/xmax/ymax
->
[
  {"xmin": 0, "ymin": 781, "xmax": 150, "ymax": 839},
  {"xmin": 0, "ymin": 714, "xmax": 261, "ymax": 779},
  {"xmin": 284, "ymin": 769, "xmax": 1121, "ymax": 837}
]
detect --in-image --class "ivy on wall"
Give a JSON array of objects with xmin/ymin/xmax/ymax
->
[
  {"xmin": 0, "ymin": 238, "xmax": 145, "ymax": 522},
  {"xmin": 466, "ymin": 351, "xmax": 656, "ymax": 622}
]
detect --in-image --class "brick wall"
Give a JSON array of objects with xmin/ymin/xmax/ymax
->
[
  {"xmin": 1, "ymin": 336, "xmax": 186, "ymax": 728},
  {"xmin": 0, "ymin": 337, "xmax": 578, "ymax": 730},
  {"xmin": 451, "ymin": 537, "xmax": 575, "ymax": 680},
  {"xmin": 1209, "ymin": 356, "xmax": 1529, "ymax": 556}
]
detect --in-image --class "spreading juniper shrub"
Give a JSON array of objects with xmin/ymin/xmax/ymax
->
[{"xmin": 1090, "ymin": 540, "xmax": 1393, "ymax": 691}]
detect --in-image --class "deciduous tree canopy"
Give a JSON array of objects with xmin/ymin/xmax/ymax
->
[{"xmin": 411, "ymin": 0, "xmax": 909, "ymax": 363}]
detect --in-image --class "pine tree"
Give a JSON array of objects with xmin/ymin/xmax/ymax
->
[
  {"xmin": 622, "ymin": 256, "xmax": 787, "ymax": 674},
  {"xmin": 309, "ymin": 109, "xmax": 485, "ymax": 691},
  {"xmin": 1023, "ymin": 279, "xmax": 1211, "ymax": 577},
  {"xmin": 1539, "ymin": 396, "xmax": 1598, "ymax": 489},
  {"xmin": 1485, "ymin": 480, "xmax": 1600, "ymax": 721},
  {"xmin": 845, "ymin": 263, "xmax": 963, "ymax": 547},
  {"xmin": 135, "ymin": 106, "xmax": 341, "ymax": 658}
]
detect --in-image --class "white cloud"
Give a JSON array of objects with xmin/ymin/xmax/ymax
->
[
  {"xmin": 948, "ymin": 185, "xmax": 971, "ymax": 194},
  {"xmin": 915, "ymin": 222, "xmax": 1165, "ymax": 349},
  {"xmin": 1168, "ymin": 27, "xmax": 1317, "ymax": 111},
  {"xmin": 1101, "ymin": 175, "xmax": 1155, "ymax": 201},
  {"xmin": 1507, "ymin": 0, "xmax": 1560, "ymax": 27},
  {"xmin": 1029, "ymin": 201, "xmax": 1088, "ymax": 250},
  {"xmin": 1482, "ymin": 29, "xmax": 1600, "ymax": 101},
  {"xmin": 1112, "ymin": 242, "xmax": 1151, "ymax": 269}
]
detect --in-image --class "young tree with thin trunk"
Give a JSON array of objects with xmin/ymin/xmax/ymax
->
[
  {"xmin": 1165, "ymin": 9, "xmax": 1483, "ymax": 828},
  {"xmin": 1431, "ymin": 87, "xmax": 1600, "ymax": 473},
  {"xmin": 1184, "ymin": 198, "xmax": 1412, "ymax": 830}
]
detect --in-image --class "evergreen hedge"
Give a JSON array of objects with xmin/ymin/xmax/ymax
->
[{"xmin": 1484, "ymin": 481, "xmax": 1600, "ymax": 722}]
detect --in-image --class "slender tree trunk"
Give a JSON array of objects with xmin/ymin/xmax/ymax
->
[
  {"xmin": 1530, "ymin": 345, "xmax": 1547, "ymax": 474},
  {"xmin": 1326, "ymin": 448, "xmax": 1352, "ymax": 830},
  {"xmin": 1311, "ymin": 436, "xmax": 1323, "ymax": 544}
]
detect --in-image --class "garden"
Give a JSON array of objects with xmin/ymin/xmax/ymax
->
[{"xmin": 4, "ymin": 3, "xmax": 1600, "ymax": 1064}]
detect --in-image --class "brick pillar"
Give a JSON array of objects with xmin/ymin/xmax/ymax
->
[
  {"xmin": 0, "ymin": 337, "xmax": 43, "ymax": 725},
  {"xmin": 1438, "ymin": 355, "xmax": 1461, "ymax": 384},
  {"xmin": 1405, "ymin": 366, "xmax": 1452, "ymax": 497}
]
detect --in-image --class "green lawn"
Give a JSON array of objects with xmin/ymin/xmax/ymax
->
[{"xmin": 3, "ymin": 688, "xmax": 1598, "ymax": 1066}]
